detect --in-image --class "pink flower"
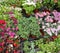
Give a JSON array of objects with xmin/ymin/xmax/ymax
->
[
  {"xmin": 13, "ymin": 19, "xmax": 18, "ymax": 24},
  {"xmin": 46, "ymin": 12, "xmax": 50, "ymax": 15},
  {"xmin": 6, "ymin": 27, "xmax": 10, "ymax": 31},
  {"xmin": 15, "ymin": 26, "xmax": 19, "ymax": 31},
  {"xmin": 9, "ymin": 14, "xmax": 15, "ymax": 18},
  {"xmin": 52, "ymin": 10, "xmax": 60, "ymax": 21},
  {"xmin": 38, "ymin": 21, "xmax": 40, "ymax": 24},
  {"xmin": 0, "ymin": 26, "xmax": 5, "ymax": 30},
  {"xmin": 35, "ymin": 13, "xmax": 44, "ymax": 19},
  {"xmin": 44, "ymin": 28, "xmax": 52, "ymax": 36},
  {"xmin": 8, "ymin": 31, "xmax": 15, "ymax": 38},
  {"xmin": 42, "ymin": 12, "xmax": 47, "ymax": 16},
  {"xmin": 45, "ymin": 16, "xmax": 53, "ymax": 22},
  {"xmin": 8, "ymin": 11, "xmax": 14, "ymax": 14},
  {"xmin": 33, "ymin": 0, "xmax": 37, "ymax": 3},
  {"xmin": 0, "ymin": 43, "xmax": 2, "ymax": 46},
  {"xmin": 12, "ymin": 28, "xmax": 15, "ymax": 31},
  {"xmin": 1, "ymin": 32, "xmax": 4, "ymax": 36}
]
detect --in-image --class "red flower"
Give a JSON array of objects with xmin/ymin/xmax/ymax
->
[
  {"xmin": 0, "ymin": 20, "xmax": 6, "ymax": 24},
  {"xmin": 0, "ymin": 26, "xmax": 5, "ymax": 29},
  {"xmin": 7, "ymin": 40, "xmax": 13, "ymax": 43},
  {"xmin": 6, "ymin": 50, "xmax": 9, "ymax": 53},
  {"xmin": 44, "ymin": 9, "xmax": 50, "ymax": 13},
  {"xmin": 33, "ymin": 9, "xmax": 39, "ymax": 13},
  {"xmin": 13, "ymin": 43, "xmax": 17, "ymax": 47},
  {"xmin": 13, "ymin": 50, "xmax": 17, "ymax": 53},
  {"xmin": 51, "ymin": 35, "xmax": 58, "ymax": 40},
  {"xmin": 0, "ymin": 48, "xmax": 3, "ymax": 52}
]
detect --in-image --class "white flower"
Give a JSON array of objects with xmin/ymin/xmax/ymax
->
[
  {"xmin": 42, "ymin": 25, "xmax": 46, "ymax": 29},
  {"xmin": 44, "ymin": 28, "xmax": 52, "ymax": 36},
  {"xmin": 57, "ymin": 25, "xmax": 60, "ymax": 31},
  {"xmin": 14, "ymin": 35, "xmax": 18, "ymax": 38},
  {"xmin": 58, "ymin": 21, "xmax": 60, "ymax": 23},
  {"xmin": 52, "ymin": 23, "xmax": 57, "ymax": 25},
  {"xmin": 9, "ymin": 44, "xmax": 13, "ymax": 47},
  {"xmin": 51, "ymin": 28, "xmax": 58, "ymax": 35},
  {"xmin": 48, "ymin": 52, "xmax": 51, "ymax": 53},
  {"xmin": 46, "ymin": 23, "xmax": 50, "ymax": 27},
  {"xmin": 22, "ymin": 0, "xmax": 36, "ymax": 7},
  {"xmin": 39, "ymin": 0, "xmax": 43, "ymax": 3},
  {"xmin": 15, "ymin": 7, "xmax": 22, "ymax": 11}
]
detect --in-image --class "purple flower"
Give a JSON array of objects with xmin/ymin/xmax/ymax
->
[{"xmin": 52, "ymin": 10, "xmax": 60, "ymax": 21}]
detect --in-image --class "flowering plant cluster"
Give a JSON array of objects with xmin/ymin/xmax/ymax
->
[
  {"xmin": 36, "ymin": 10, "xmax": 60, "ymax": 38},
  {"xmin": 0, "ymin": 0, "xmax": 60, "ymax": 53}
]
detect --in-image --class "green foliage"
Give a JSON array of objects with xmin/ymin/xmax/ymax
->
[
  {"xmin": 43, "ymin": 0, "xmax": 54, "ymax": 10},
  {"xmin": 30, "ymin": 41, "xmax": 35, "ymax": 53},
  {"xmin": 23, "ymin": 41, "xmax": 35, "ymax": 53},
  {"xmin": 23, "ymin": 5, "xmax": 35, "ymax": 14},
  {"xmin": 35, "ymin": 37, "xmax": 60, "ymax": 53},
  {"xmin": 36, "ymin": 2, "xmax": 42, "ymax": 9},
  {"xmin": 17, "ymin": 16, "xmax": 40, "ymax": 39},
  {"xmin": 23, "ymin": 41, "xmax": 31, "ymax": 53}
]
